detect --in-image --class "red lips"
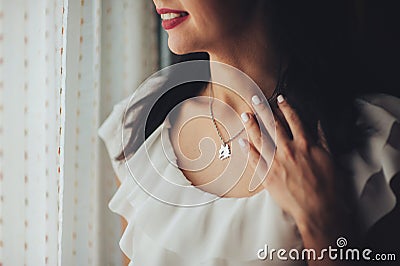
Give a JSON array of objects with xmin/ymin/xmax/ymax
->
[{"xmin": 156, "ymin": 8, "xmax": 189, "ymax": 30}]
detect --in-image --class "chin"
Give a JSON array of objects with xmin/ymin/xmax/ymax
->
[
  {"xmin": 167, "ymin": 37, "xmax": 203, "ymax": 55},
  {"xmin": 168, "ymin": 45, "xmax": 189, "ymax": 55}
]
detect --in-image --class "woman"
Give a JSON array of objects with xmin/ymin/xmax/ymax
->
[{"xmin": 98, "ymin": 0, "xmax": 400, "ymax": 265}]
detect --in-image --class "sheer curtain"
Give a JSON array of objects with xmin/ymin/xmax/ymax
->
[{"xmin": 0, "ymin": 0, "xmax": 158, "ymax": 265}]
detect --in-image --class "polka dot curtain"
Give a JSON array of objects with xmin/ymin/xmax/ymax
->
[{"xmin": 0, "ymin": 0, "xmax": 158, "ymax": 265}]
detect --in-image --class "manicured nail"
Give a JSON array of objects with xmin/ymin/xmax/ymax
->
[
  {"xmin": 277, "ymin": 95, "xmax": 285, "ymax": 104},
  {"xmin": 241, "ymin": 112, "xmax": 249, "ymax": 123},
  {"xmin": 238, "ymin": 138, "xmax": 248, "ymax": 151},
  {"xmin": 252, "ymin": 95, "xmax": 261, "ymax": 105}
]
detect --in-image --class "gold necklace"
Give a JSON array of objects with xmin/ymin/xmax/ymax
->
[{"xmin": 208, "ymin": 85, "xmax": 246, "ymax": 160}]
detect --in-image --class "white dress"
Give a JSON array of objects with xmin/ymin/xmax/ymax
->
[{"xmin": 98, "ymin": 78, "xmax": 400, "ymax": 265}]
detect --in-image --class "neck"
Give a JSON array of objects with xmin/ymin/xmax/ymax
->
[{"xmin": 205, "ymin": 29, "xmax": 285, "ymax": 111}]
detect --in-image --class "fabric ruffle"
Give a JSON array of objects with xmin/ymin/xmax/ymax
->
[
  {"xmin": 98, "ymin": 93, "xmax": 399, "ymax": 265},
  {"xmin": 349, "ymin": 94, "xmax": 400, "ymax": 231}
]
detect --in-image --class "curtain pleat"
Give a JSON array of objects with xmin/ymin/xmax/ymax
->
[{"xmin": 0, "ymin": 0, "xmax": 158, "ymax": 265}]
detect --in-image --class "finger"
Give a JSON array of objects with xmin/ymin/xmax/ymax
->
[
  {"xmin": 276, "ymin": 95, "xmax": 307, "ymax": 141},
  {"xmin": 317, "ymin": 120, "xmax": 331, "ymax": 154},
  {"xmin": 274, "ymin": 110, "xmax": 291, "ymax": 147},
  {"xmin": 240, "ymin": 112, "xmax": 262, "ymax": 151},
  {"xmin": 241, "ymin": 112, "xmax": 275, "ymax": 162},
  {"xmin": 251, "ymin": 95, "xmax": 276, "ymax": 136},
  {"xmin": 238, "ymin": 138, "xmax": 270, "ymax": 192}
]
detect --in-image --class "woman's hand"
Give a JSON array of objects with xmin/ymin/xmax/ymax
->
[{"xmin": 238, "ymin": 95, "xmax": 354, "ymax": 264}]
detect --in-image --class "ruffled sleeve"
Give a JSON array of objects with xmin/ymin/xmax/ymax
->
[
  {"xmin": 97, "ymin": 78, "xmax": 162, "ymax": 262},
  {"xmin": 97, "ymin": 74, "xmax": 168, "ymax": 182},
  {"xmin": 350, "ymin": 93, "xmax": 400, "ymax": 232},
  {"xmin": 97, "ymin": 96, "xmax": 132, "ymax": 182}
]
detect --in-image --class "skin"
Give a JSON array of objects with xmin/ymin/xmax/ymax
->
[
  {"xmin": 154, "ymin": 0, "xmax": 281, "ymax": 98},
  {"xmin": 240, "ymin": 96, "xmax": 355, "ymax": 265},
  {"xmin": 153, "ymin": 0, "xmax": 355, "ymax": 264}
]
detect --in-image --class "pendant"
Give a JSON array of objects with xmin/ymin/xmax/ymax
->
[{"xmin": 218, "ymin": 143, "xmax": 231, "ymax": 160}]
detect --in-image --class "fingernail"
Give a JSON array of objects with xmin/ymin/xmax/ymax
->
[
  {"xmin": 238, "ymin": 138, "xmax": 248, "ymax": 151},
  {"xmin": 252, "ymin": 95, "xmax": 261, "ymax": 105},
  {"xmin": 241, "ymin": 112, "xmax": 249, "ymax": 123},
  {"xmin": 277, "ymin": 95, "xmax": 285, "ymax": 104}
]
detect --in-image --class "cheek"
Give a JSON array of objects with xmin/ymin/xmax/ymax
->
[
  {"xmin": 190, "ymin": 1, "xmax": 244, "ymax": 34},
  {"xmin": 166, "ymin": 0, "xmax": 256, "ymax": 54},
  {"xmin": 165, "ymin": 4, "xmax": 220, "ymax": 54},
  {"xmin": 191, "ymin": 1, "xmax": 257, "ymax": 45}
]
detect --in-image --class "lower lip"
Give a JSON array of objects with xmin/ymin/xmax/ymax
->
[{"xmin": 161, "ymin": 15, "xmax": 189, "ymax": 30}]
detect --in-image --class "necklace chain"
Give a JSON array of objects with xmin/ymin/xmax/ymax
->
[
  {"xmin": 208, "ymin": 60, "xmax": 286, "ymax": 160},
  {"xmin": 208, "ymin": 79, "xmax": 285, "ymax": 145},
  {"xmin": 209, "ymin": 85, "xmax": 246, "ymax": 145}
]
